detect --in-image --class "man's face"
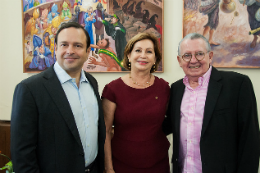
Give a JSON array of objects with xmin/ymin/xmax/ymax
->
[
  {"xmin": 111, "ymin": 17, "xmax": 118, "ymax": 24},
  {"xmin": 55, "ymin": 27, "xmax": 90, "ymax": 76},
  {"xmin": 177, "ymin": 38, "xmax": 213, "ymax": 80}
]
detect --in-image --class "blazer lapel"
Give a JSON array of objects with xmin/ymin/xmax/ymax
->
[
  {"xmin": 84, "ymin": 72, "xmax": 106, "ymax": 144},
  {"xmin": 201, "ymin": 67, "xmax": 222, "ymax": 137},
  {"xmin": 174, "ymin": 82, "xmax": 185, "ymax": 138},
  {"xmin": 84, "ymin": 72, "xmax": 100, "ymax": 102},
  {"xmin": 42, "ymin": 66, "xmax": 83, "ymax": 148}
]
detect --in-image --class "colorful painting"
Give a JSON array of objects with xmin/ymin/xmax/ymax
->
[
  {"xmin": 22, "ymin": 0, "xmax": 164, "ymax": 73},
  {"xmin": 183, "ymin": 0, "xmax": 260, "ymax": 68}
]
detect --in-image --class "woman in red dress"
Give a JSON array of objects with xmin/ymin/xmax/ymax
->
[{"xmin": 102, "ymin": 33, "xmax": 170, "ymax": 173}]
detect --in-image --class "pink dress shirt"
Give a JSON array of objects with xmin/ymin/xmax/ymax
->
[{"xmin": 179, "ymin": 66, "xmax": 212, "ymax": 173}]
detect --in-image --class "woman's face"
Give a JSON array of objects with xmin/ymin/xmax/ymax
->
[
  {"xmin": 88, "ymin": 8, "xmax": 93, "ymax": 15},
  {"xmin": 128, "ymin": 39, "xmax": 156, "ymax": 73}
]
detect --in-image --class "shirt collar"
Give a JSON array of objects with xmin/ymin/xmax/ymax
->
[
  {"xmin": 54, "ymin": 62, "xmax": 88, "ymax": 84},
  {"xmin": 183, "ymin": 65, "xmax": 212, "ymax": 88}
]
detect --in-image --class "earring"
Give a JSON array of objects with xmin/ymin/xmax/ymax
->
[
  {"xmin": 151, "ymin": 63, "xmax": 156, "ymax": 72},
  {"xmin": 128, "ymin": 62, "xmax": 131, "ymax": 69}
]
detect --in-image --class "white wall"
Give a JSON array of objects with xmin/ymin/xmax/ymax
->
[
  {"xmin": 2, "ymin": 0, "xmax": 260, "ymax": 121},
  {"xmin": 0, "ymin": 0, "xmax": 259, "ymax": 171}
]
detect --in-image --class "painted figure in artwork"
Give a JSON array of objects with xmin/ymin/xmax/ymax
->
[
  {"xmin": 101, "ymin": 14, "xmax": 127, "ymax": 63},
  {"xmin": 94, "ymin": 2, "xmax": 105, "ymax": 54},
  {"xmin": 89, "ymin": 38, "xmax": 122, "ymax": 71},
  {"xmin": 127, "ymin": 1, "xmax": 136, "ymax": 15},
  {"xmin": 241, "ymin": 0, "xmax": 260, "ymax": 48},
  {"xmin": 122, "ymin": 0, "xmax": 132, "ymax": 14},
  {"xmin": 25, "ymin": 8, "xmax": 40, "ymax": 36},
  {"xmin": 142, "ymin": 10, "xmax": 150, "ymax": 24},
  {"xmin": 134, "ymin": 1, "xmax": 145, "ymax": 18},
  {"xmin": 39, "ymin": 8, "xmax": 49, "ymax": 32},
  {"xmin": 84, "ymin": 6, "xmax": 96, "ymax": 52},
  {"xmin": 23, "ymin": 0, "xmax": 29, "ymax": 12},
  {"xmin": 24, "ymin": 40, "xmax": 34, "ymax": 68},
  {"xmin": 61, "ymin": 1, "xmax": 72, "ymax": 21},
  {"xmin": 34, "ymin": 0, "xmax": 40, "ymax": 7},
  {"xmin": 47, "ymin": 3, "xmax": 59, "ymax": 23},
  {"xmin": 199, "ymin": 0, "xmax": 220, "ymax": 45},
  {"xmin": 29, "ymin": 0, "xmax": 34, "ymax": 9},
  {"xmin": 146, "ymin": 14, "xmax": 158, "ymax": 30},
  {"xmin": 73, "ymin": 1, "xmax": 81, "ymax": 23},
  {"xmin": 29, "ymin": 35, "xmax": 54, "ymax": 70},
  {"xmin": 25, "ymin": 40, "xmax": 33, "ymax": 55},
  {"xmin": 43, "ymin": 16, "xmax": 61, "ymax": 60}
]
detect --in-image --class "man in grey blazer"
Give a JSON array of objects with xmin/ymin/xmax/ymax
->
[
  {"xmin": 163, "ymin": 33, "xmax": 260, "ymax": 173},
  {"xmin": 11, "ymin": 22, "xmax": 106, "ymax": 173}
]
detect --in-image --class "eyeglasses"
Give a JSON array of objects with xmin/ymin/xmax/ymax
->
[{"xmin": 180, "ymin": 51, "xmax": 209, "ymax": 62}]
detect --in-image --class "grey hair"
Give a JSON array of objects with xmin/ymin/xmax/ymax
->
[
  {"xmin": 178, "ymin": 33, "xmax": 211, "ymax": 55},
  {"xmin": 87, "ymin": 6, "xmax": 93, "ymax": 12}
]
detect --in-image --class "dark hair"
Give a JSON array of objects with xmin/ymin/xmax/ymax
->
[
  {"xmin": 55, "ymin": 22, "xmax": 91, "ymax": 51},
  {"xmin": 123, "ymin": 32, "xmax": 162, "ymax": 73},
  {"xmin": 104, "ymin": 38, "xmax": 110, "ymax": 49}
]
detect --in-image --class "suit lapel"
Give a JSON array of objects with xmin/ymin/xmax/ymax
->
[
  {"xmin": 201, "ymin": 67, "xmax": 222, "ymax": 137},
  {"xmin": 174, "ymin": 82, "xmax": 185, "ymax": 137},
  {"xmin": 84, "ymin": 72, "xmax": 106, "ymax": 144},
  {"xmin": 42, "ymin": 66, "xmax": 83, "ymax": 148},
  {"xmin": 84, "ymin": 72, "xmax": 100, "ymax": 102}
]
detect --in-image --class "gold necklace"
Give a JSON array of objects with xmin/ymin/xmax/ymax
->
[{"xmin": 129, "ymin": 73, "xmax": 152, "ymax": 87}]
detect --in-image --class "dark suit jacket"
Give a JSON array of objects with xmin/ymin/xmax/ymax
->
[
  {"xmin": 163, "ymin": 67, "xmax": 260, "ymax": 173},
  {"xmin": 11, "ymin": 66, "xmax": 106, "ymax": 173}
]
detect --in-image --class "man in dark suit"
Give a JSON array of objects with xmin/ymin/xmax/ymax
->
[
  {"xmin": 163, "ymin": 33, "xmax": 260, "ymax": 173},
  {"xmin": 11, "ymin": 22, "xmax": 106, "ymax": 173}
]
